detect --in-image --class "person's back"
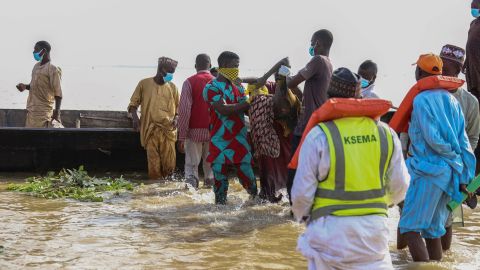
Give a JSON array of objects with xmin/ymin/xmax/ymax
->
[
  {"xmin": 452, "ymin": 88, "xmax": 480, "ymax": 149},
  {"xmin": 398, "ymin": 54, "xmax": 475, "ymax": 262},
  {"xmin": 292, "ymin": 68, "xmax": 409, "ymax": 269},
  {"xmin": 410, "ymin": 91, "xmax": 464, "ymax": 160},
  {"xmin": 187, "ymin": 72, "xmax": 214, "ymax": 130}
]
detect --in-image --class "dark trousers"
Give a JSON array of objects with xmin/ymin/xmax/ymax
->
[{"xmin": 287, "ymin": 134, "xmax": 302, "ymax": 205}]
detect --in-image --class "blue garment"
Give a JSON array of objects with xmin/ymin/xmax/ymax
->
[
  {"xmin": 399, "ymin": 90, "xmax": 475, "ymax": 237},
  {"xmin": 399, "ymin": 179, "xmax": 451, "ymax": 238}
]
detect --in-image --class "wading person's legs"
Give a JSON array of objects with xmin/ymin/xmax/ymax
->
[
  {"xmin": 287, "ymin": 134, "xmax": 302, "ymax": 205},
  {"xmin": 212, "ymin": 163, "xmax": 229, "ymax": 204},
  {"xmin": 184, "ymin": 139, "xmax": 202, "ymax": 188},
  {"xmin": 146, "ymin": 134, "xmax": 162, "ymax": 180},
  {"xmin": 201, "ymin": 142, "xmax": 214, "ymax": 187},
  {"xmin": 404, "ymin": 232, "xmax": 429, "ymax": 261},
  {"xmin": 159, "ymin": 136, "xmax": 177, "ymax": 179},
  {"xmin": 233, "ymin": 163, "xmax": 258, "ymax": 197}
]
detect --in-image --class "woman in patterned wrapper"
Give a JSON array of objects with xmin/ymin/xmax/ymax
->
[{"xmin": 242, "ymin": 59, "xmax": 301, "ymax": 202}]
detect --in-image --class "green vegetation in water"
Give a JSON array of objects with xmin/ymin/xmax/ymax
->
[{"xmin": 6, "ymin": 166, "xmax": 134, "ymax": 202}]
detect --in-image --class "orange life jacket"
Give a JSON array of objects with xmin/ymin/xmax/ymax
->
[
  {"xmin": 288, "ymin": 98, "xmax": 392, "ymax": 169},
  {"xmin": 389, "ymin": 75, "xmax": 465, "ymax": 133}
]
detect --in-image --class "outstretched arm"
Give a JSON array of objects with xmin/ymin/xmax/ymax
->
[{"xmin": 240, "ymin": 57, "xmax": 290, "ymax": 86}]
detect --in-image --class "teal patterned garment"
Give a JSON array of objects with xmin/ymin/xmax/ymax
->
[{"xmin": 203, "ymin": 79, "xmax": 252, "ymax": 165}]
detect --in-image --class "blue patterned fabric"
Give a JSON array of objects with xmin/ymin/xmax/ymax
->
[{"xmin": 399, "ymin": 89, "xmax": 476, "ymax": 237}]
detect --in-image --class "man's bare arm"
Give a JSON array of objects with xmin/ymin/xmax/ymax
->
[
  {"xmin": 287, "ymin": 73, "xmax": 306, "ymax": 89},
  {"xmin": 212, "ymin": 100, "xmax": 250, "ymax": 116}
]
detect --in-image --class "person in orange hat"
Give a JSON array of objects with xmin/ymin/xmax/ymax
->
[{"xmin": 398, "ymin": 53, "xmax": 476, "ymax": 262}]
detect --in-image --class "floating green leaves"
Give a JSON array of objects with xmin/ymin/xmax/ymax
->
[{"xmin": 6, "ymin": 166, "xmax": 134, "ymax": 202}]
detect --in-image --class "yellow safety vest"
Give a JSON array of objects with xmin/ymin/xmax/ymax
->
[{"xmin": 310, "ymin": 117, "xmax": 394, "ymax": 221}]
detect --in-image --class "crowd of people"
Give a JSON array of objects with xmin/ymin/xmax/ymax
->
[{"xmin": 14, "ymin": 1, "xmax": 480, "ymax": 269}]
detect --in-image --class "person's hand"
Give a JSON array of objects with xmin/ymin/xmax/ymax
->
[
  {"xmin": 16, "ymin": 83, "xmax": 27, "ymax": 92},
  {"xmin": 177, "ymin": 141, "xmax": 185, "ymax": 153},
  {"xmin": 51, "ymin": 110, "xmax": 60, "ymax": 121},
  {"xmin": 460, "ymin": 184, "xmax": 473, "ymax": 199},
  {"xmin": 132, "ymin": 117, "xmax": 140, "ymax": 132},
  {"xmin": 278, "ymin": 57, "xmax": 290, "ymax": 68}
]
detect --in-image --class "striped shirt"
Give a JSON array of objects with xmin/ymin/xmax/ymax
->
[{"xmin": 178, "ymin": 71, "xmax": 211, "ymax": 142}]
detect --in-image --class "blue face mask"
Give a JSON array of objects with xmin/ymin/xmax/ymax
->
[
  {"xmin": 361, "ymin": 78, "xmax": 370, "ymax": 89},
  {"xmin": 472, "ymin": 8, "xmax": 480, "ymax": 18},
  {"xmin": 309, "ymin": 46, "xmax": 315, "ymax": 57},
  {"xmin": 33, "ymin": 50, "xmax": 43, "ymax": 62},
  {"xmin": 163, "ymin": 73, "xmax": 174, "ymax": 82}
]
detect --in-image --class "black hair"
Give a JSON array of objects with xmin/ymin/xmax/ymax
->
[
  {"xmin": 195, "ymin": 54, "xmax": 211, "ymax": 69},
  {"xmin": 312, "ymin": 29, "xmax": 333, "ymax": 49},
  {"xmin": 359, "ymin": 60, "xmax": 378, "ymax": 74},
  {"xmin": 35, "ymin": 41, "xmax": 51, "ymax": 53},
  {"xmin": 218, "ymin": 51, "xmax": 239, "ymax": 67}
]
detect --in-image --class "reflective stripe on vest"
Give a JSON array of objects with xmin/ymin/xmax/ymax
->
[{"xmin": 310, "ymin": 117, "xmax": 393, "ymax": 221}]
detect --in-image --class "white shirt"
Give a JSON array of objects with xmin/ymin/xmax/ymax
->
[{"xmin": 361, "ymin": 84, "xmax": 380, "ymax": 99}]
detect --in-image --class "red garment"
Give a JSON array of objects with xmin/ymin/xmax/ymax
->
[{"xmin": 188, "ymin": 72, "xmax": 214, "ymax": 129}]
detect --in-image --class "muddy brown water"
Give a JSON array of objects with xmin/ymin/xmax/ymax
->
[{"xmin": 1, "ymin": 175, "xmax": 479, "ymax": 270}]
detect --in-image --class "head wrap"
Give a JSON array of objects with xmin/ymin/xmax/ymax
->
[
  {"xmin": 415, "ymin": 53, "xmax": 443, "ymax": 75},
  {"xmin": 440, "ymin": 44, "xmax": 465, "ymax": 66},
  {"xmin": 158, "ymin": 57, "xmax": 178, "ymax": 70},
  {"xmin": 327, "ymin": 67, "xmax": 360, "ymax": 98}
]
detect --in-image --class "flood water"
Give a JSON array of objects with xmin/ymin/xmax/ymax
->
[{"xmin": 1, "ymin": 176, "xmax": 480, "ymax": 270}]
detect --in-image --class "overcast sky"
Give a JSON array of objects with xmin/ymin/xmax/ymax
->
[{"xmin": 0, "ymin": 0, "xmax": 474, "ymax": 109}]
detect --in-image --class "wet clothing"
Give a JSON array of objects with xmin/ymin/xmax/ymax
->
[
  {"xmin": 399, "ymin": 90, "xmax": 475, "ymax": 238},
  {"xmin": 466, "ymin": 18, "xmax": 480, "ymax": 99},
  {"xmin": 128, "ymin": 78, "xmax": 179, "ymax": 179},
  {"xmin": 361, "ymin": 84, "xmax": 380, "ymax": 99},
  {"xmin": 184, "ymin": 139, "xmax": 213, "ymax": 188},
  {"xmin": 203, "ymin": 79, "xmax": 252, "ymax": 165},
  {"xmin": 26, "ymin": 62, "xmax": 62, "ymax": 128},
  {"xmin": 400, "ymin": 177, "xmax": 451, "ymax": 238},
  {"xmin": 292, "ymin": 123, "xmax": 409, "ymax": 270},
  {"xmin": 128, "ymin": 78, "xmax": 179, "ymax": 147},
  {"xmin": 145, "ymin": 126, "xmax": 177, "ymax": 179},
  {"xmin": 211, "ymin": 163, "xmax": 257, "ymax": 205},
  {"xmin": 203, "ymin": 79, "xmax": 256, "ymax": 203},
  {"xmin": 452, "ymin": 88, "xmax": 480, "ymax": 150},
  {"xmin": 294, "ymin": 55, "xmax": 333, "ymax": 136}
]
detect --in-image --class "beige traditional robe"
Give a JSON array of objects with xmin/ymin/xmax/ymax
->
[
  {"xmin": 129, "ymin": 78, "xmax": 179, "ymax": 179},
  {"xmin": 26, "ymin": 62, "xmax": 62, "ymax": 128}
]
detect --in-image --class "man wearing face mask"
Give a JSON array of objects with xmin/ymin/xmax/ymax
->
[
  {"xmin": 16, "ymin": 41, "xmax": 62, "ymax": 128},
  {"xmin": 465, "ymin": 0, "xmax": 480, "ymax": 101},
  {"xmin": 128, "ymin": 57, "xmax": 180, "ymax": 180},
  {"xmin": 286, "ymin": 29, "xmax": 334, "ymax": 206},
  {"xmin": 202, "ymin": 51, "xmax": 257, "ymax": 204},
  {"xmin": 358, "ymin": 60, "xmax": 380, "ymax": 99}
]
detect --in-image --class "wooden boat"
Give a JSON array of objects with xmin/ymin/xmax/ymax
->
[{"xmin": 0, "ymin": 109, "xmax": 184, "ymax": 172}]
